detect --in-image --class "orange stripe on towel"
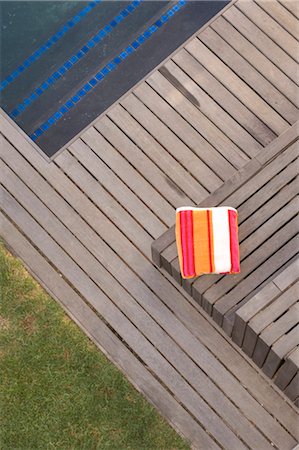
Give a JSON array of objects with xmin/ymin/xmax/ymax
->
[{"xmin": 193, "ymin": 210, "xmax": 210, "ymax": 275}]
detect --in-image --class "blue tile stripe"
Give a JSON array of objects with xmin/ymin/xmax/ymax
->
[
  {"xmin": 0, "ymin": 0, "xmax": 102, "ymax": 93},
  {"xmin": 30, "ymin": 0, "xmax": 186, "ymax": 142},
  {"xmin": 10, "ymin": 0, "xmax": 143, "ymax": 119}
]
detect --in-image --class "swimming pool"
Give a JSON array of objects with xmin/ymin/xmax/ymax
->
[{"xmin": 0, "ymin": 1, "xmax": 229, "ymax": 158}]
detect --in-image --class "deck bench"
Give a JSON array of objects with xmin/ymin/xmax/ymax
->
[{"xmin": 151, "ymin": 122, "xmax": 299, "ymax": 401}]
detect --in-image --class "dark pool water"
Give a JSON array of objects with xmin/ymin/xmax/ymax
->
[{"xmin": 0, "ymin": 0, "xmax": 229, "ymax": 158}]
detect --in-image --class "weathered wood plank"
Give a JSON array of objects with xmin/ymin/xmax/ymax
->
[
  {"xmin": 173, "ymin": 47, "xmax": 274, "ymax": 147},
  {"xmin": 255, "ymin": 0, "xmax": 299, "ymax": 40},
  {"xmin": 186, "ymin": 37, "xmax": 288, "ymax": 135},
  {"xmin": 162, "ymin": 59, "xmax": 255, "ymax": 161},
  {"xmin": 210, "ymin": 15, "xmax": 299, "ymax": 107},
  {"xmin": 199, "ymin": 26, "xmax": 298, "ymax": 123},
  {"xmin": 284, "ymin": 373, "xmax": 299, "ymax": 402},
  {"xmin": 273, "ymin": 258, "xmax": 299, "ymax": 291},
  {"xmin": 147, "ymin": 70, "xmax": 246, "ymax": 174},
  {"xmin": 223, "ymin": 6, "xmax": 298, "ymax": 83},
  {"xmin": 279, "ymin": 0, "xmax": 299, "ymax": 19},
  {"xmin": 120, "ymin": 92, "xmax": 219, "ymax": 194},
  {"xmin": 92, "ymin": 116, "xmax": 192, "ymax": 208},
  {"xmin": 101, "ymin": 105, "xmax": 203, "ymax": 204},
  {"xmin": 252, "ymin": 303, "xmax": 299, "ymax": 367},
  {"xmin": 262, "ymin": 325, "xmax": 299, "ymax": 378},
  {"xmin": 236, "ymin": 281, "xmax": 299, "ymax": 352},
  {"xmin": 237, "ymin": 1, "xmax": 299, "ymax": 62},
  {"xmin": 275, "ymin": 347, "xmax": 299, "ymax": 390}
]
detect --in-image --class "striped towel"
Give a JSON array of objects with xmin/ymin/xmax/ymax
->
[{"xmin": 176, "ymin": 207, "xmax": 240, "ymax": 279}]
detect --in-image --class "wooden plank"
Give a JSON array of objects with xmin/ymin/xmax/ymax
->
[
  {"xmin": 279, "ymin": 0, "xmax": 299, "ymax": 19},
  {"xmin": 229, "ymin": 147, "xmax": 298, "ymax": 223},
  {"xmin": 240, "ymin": 282, "xmax": 299, "ymax": 355},
  {"xmin": 199, "ymin": 26, "xmax": 298, "ymax": 123},
  {"xmin": 120, "ymin": 92, "xmax": 219, "ymax": 195},
  {"xmin": 162, "ymin": 59, "xmax": 256, "ymax": 161},
  {"xmin": 81, "ymin": 127, "xmax": 175, "ymax": 225},
  {"xmin": 275, "ymin": 347, "xmax": 299, "ymax": 390},
  {"xmin": 204, "ymin": 199, "xmax": 299, "ymax": 307},
  {"xmin": 237, "ymin": 1, "xmax": 299, "ymax": 62},
  {"xmin": 151, "ymin": 228, "xmax": 175, "ymax": 267},
  {"xmin": 255, "ymin": 0, "xmax": 299, "ymax": 40},
  {"xmin": 223, "ymin": 6, "xmax": 299, "ymax": 83},
  {"xmin": 1, "ymin": 117, "xmax": 298, "ymax": 445},
  {"xmin": 93, "ymin": 115, "xmax": 192, "ymax": 208},
  {"xmin": 210, "ymin": 15, "xmax": 299, "ymax": 107},
  {"xmin": 284, "ymin": 373, "xmax": 299, "ymax": 402},
  {"xmin": 273, "ymin": 258, "xmax": 299, "ymax": 291},
  {"xmin": 68, "ymin": 138, "xmax": 166, "ymax": 238},
  {"xmin": 79, "ymin": 126, "xmax": 176, "ymax": 226},
  {"xmin": 252, "ymin": 303, "xmax": 299, "ymax": 367},
  {"xmin": 262, "ymin": 325, "xmax": 299, "ymax": 378},
  {"xmin": 0, "ymin": 215, "xmax": 219, "ymax": 449},
  {"xmin": 101, "ymin": 105, "xmax": 203, "ymax": 205},
  {"xmin": 173, "ymin": 48, "xmax": 274, "ymax": 147},
  {"xmin": 141, "ymin": 75, "xmax": 238, "ymax": 181},
  {"xmin": 185, "ymin": 37, "xmax": 288, "ymax": 136},
  {"xmin": 232, "ymin": 282, "xmax": 281, "ymax": 347},
  {"xmin": 212, "ymin": 232, "xmax": 299, "ymax": 324}
]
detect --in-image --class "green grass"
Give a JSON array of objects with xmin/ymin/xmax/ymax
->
[{"xmin": 0, "ymin": 242, "xmax": 190, "ymax": 450}]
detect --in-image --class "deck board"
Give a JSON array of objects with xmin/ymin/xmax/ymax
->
[{"xmin": 1, "ymin": 0, "xmax": 299, "ymax": 447}]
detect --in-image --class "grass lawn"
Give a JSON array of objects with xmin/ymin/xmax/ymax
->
[{"xmin": 0, "ymin": 241, "xmax": 190, "ymax": 450}]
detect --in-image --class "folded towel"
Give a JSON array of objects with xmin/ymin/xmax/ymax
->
[{"xmin": 176, "ymin": 206, "xmax": 240, "ymax": 279}]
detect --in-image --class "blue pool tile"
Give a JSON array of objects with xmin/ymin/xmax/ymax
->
[
  {"xmin": 24, "ymin": 99, "xmax": 31, "ymax": 106},
  {"xmin": 72, "ymin": 95, "xmax": 80, "ymax": 103},
  {"xmin": 48, "ymin": 117, "xmax": 56, "ymax": 125},
  {"xmin": 70, "ymin": 55, "xmax": 78, "ymax": 64},
  {"xmin": 113, "ymin": 56, "xmax": 122, "ymax": 65},
  {"xmin": 87, "ymin": 40, "xmax": 95, "ymax": 48},
  {"xmin": 30, "ymin": 93, "xmax": 38, "ymax": 101},
  {"xmin": 78, "ymin": 89, "xmax": 87, "ymax": 97},
  {"xmin": 66, "ymin": 100, "xmax": 74, "ymax": 109},
  {"xmin": 54, "ymin": 112, "xmax": 63, "ymax": 120},
  {"xmin": 93, "ymin": 35, "xmax": 101, "ymax": 44},
  {"xmin": 64, "ymin": 61, "xmax": 72, "ymax": 70},
  {"xmin": 89, "ymin": 78, "xmax": 98, "ymax": 86},
  {"xmin": 53, "ymin": 72, "xmax": 61, "ymax": 80},
  {"xmin": 82, "ymin": 46, "xmax": 89, "ymax": 54},
  {"xmin": 35, "ymin": 128, "xmax": 43, "ymax": 137},
  {"xmin": 76, "ymin": 50, "xmax": 84, "ymax": 59},
  {"xmin": 121, "ymin": 10, "xmax": 129, "ymax": 17},
  {"xmin": 36, "ymin": 88, "xmax": 43, "ymax": 95},
  {"xmin": 101, "ymin": 67, "xmax": 110, "ymax": 75},
  {"xmin": 95, "ymin": 73, "xmax": 104, "ymax": 81},
  {"xmin": 83, "ymin": 83, "xmax": 92, "ymax": 92},
  {"xmin": 131, "ymin": 41, "xmax": 140, "ymax": 49},
  {"xmin": 60, "ymin": 105, "xmax": 68, "ymax": 114},
  {"xmin": 41, "ymin": 123, "xmax": 50, "ymax": 131},
  {"xmin": 58, "ymin": 67, "xmax": 67, "ymax": 75}
]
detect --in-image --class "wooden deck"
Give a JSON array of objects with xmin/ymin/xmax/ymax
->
[{"xmin": 1, "ymin": 0, "xmax": 299, "ymax": 448}]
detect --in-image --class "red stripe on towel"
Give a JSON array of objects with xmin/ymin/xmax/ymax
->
[
  {"xmin": 207, "ymin": 210, "xmax": 214, "ymax": 273},
  {"xmin": 228, "ymin": 209, "xmax": 240, "ymax": 273},
  {"xmin": 180, "ymin": 210, "xmax": 195, "ymax": 278},
  {"xmin": 180, "ymin": 211, "xmax": 189, "ymax": 277},
  {"xmin": 186, "ymin": 210, "xmax": 195, "ymax": 277}
]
